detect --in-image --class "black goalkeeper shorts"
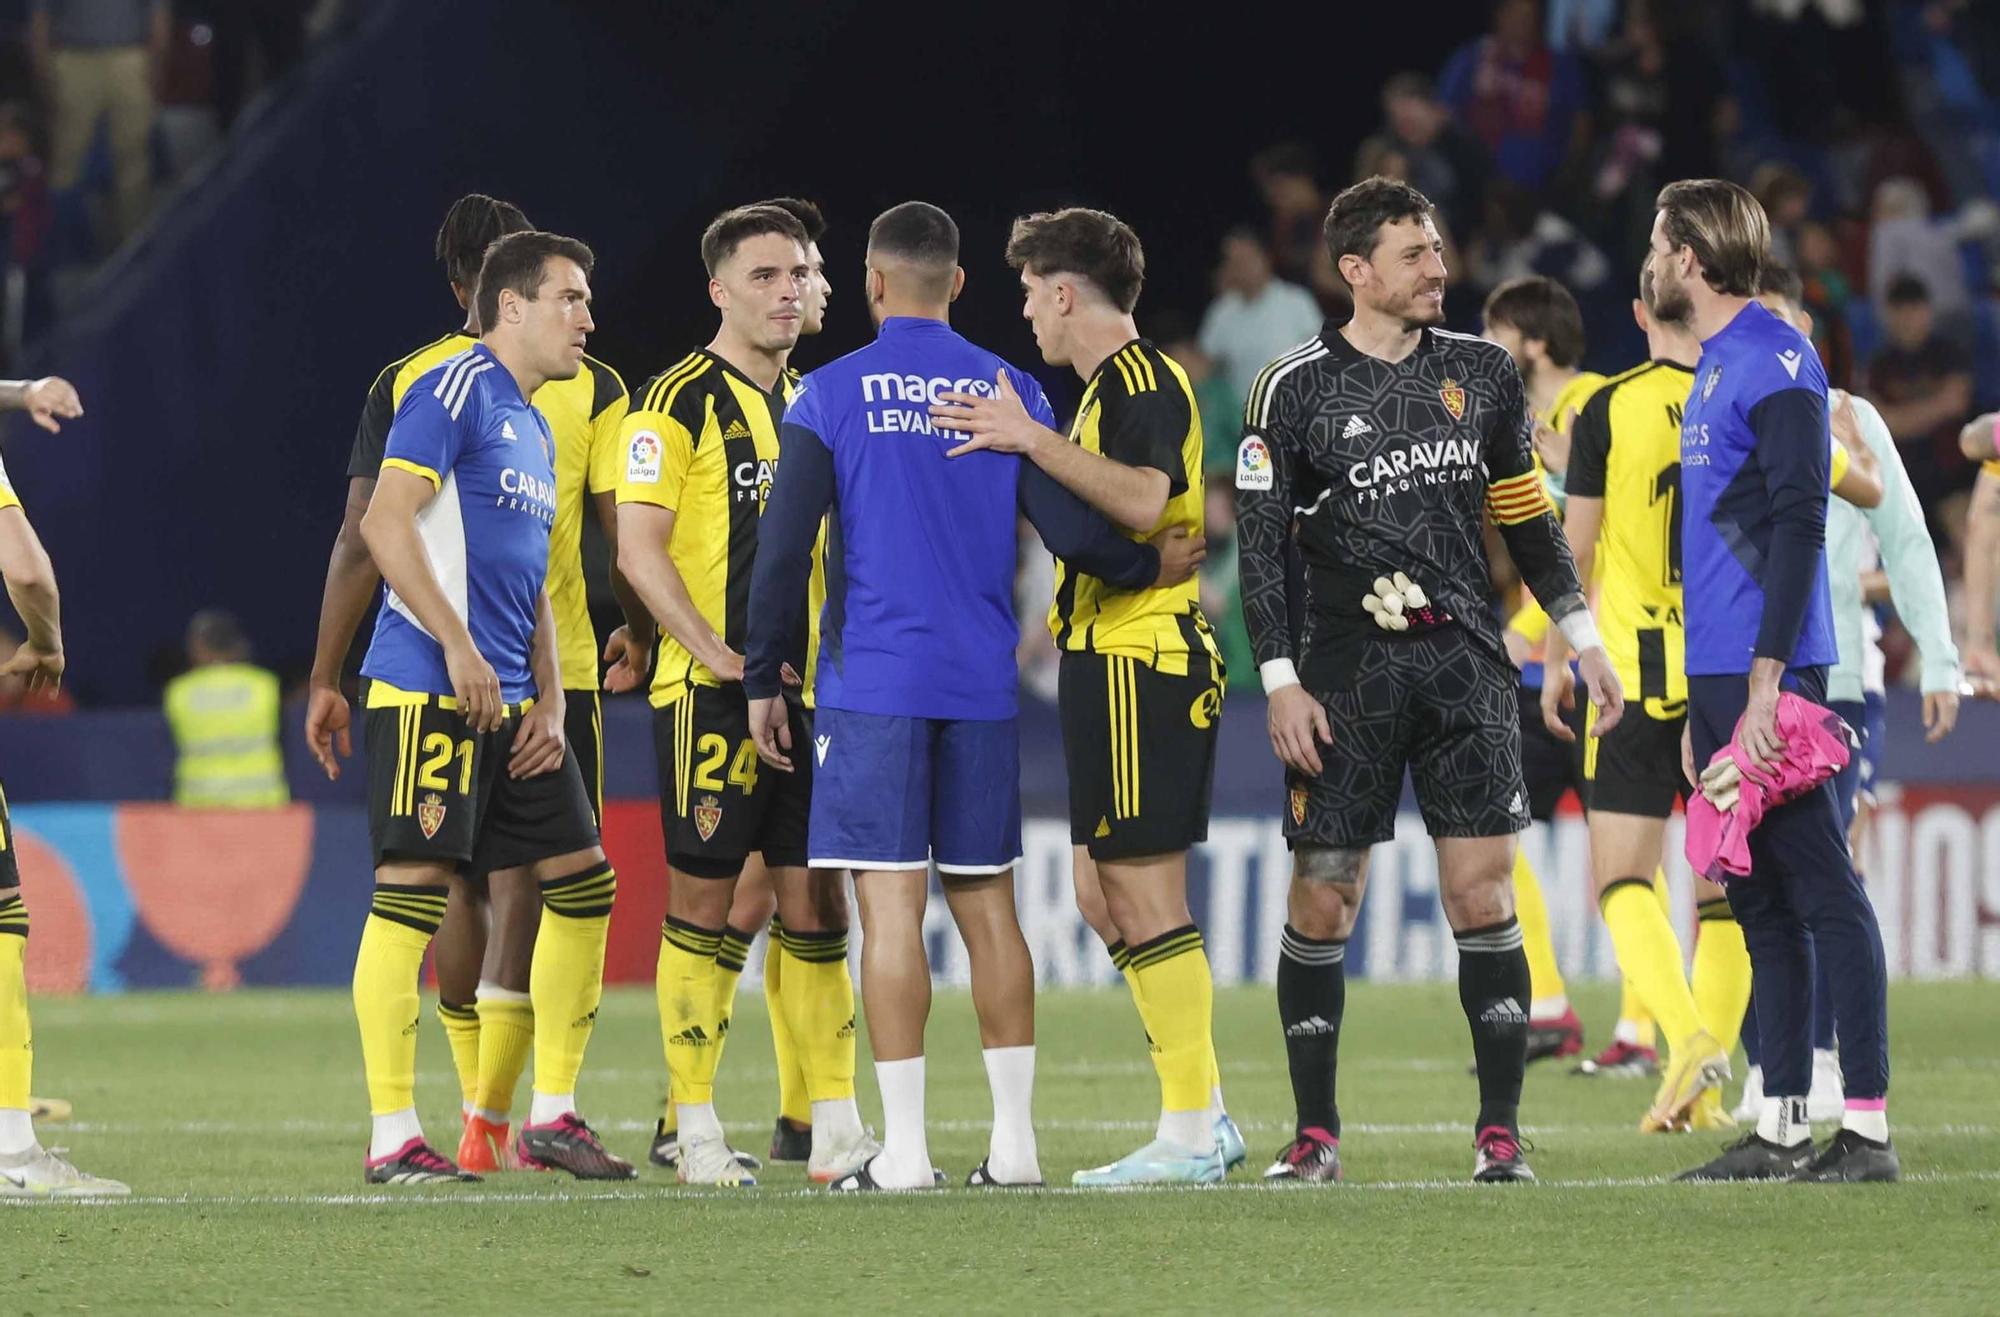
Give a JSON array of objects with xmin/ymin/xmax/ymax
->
[{"xmin": 1285, "ymin": 626, "xmax": 1530, "ymax": 850}]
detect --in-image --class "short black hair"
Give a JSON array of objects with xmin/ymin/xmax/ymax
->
[
  {"xmin": 474, "ymin": 230, "xmax": 594, "ymax": 333},
  {"xmin": 436, "ymin": 193, "xmax": 531, "ymax": 292},
  {"xmin": 1885, "ymin": 272, "xmax": 1930, "ymax": 306},
  {"xmin": 701, "ymin": 204, "xmax": 808, "ymax": 277},
  {"xmin": 1005, "ymin": 207, "xmax": 1146, "ymax": 314},
  {"xmin": 1757, "ymin": 262, "xmax": 1805, "ymax": 308},
  {"xmin": 1482, "ymin": 276, "xmax": 1586, "ymax": 368},
  {"xmin": 867, "ymin": 200, "xmax": 959, "ymax": 270},
  {"xmin": 1323, "ymin": 176, "xmax": 1435, "ymax": 276},
  {"xmin": 187, "ymin": 608, "xmax": 249, "ymax": 661},
  {"xmin": 759, "ymin": 196, "xmax": 826, "ymax": 245}
]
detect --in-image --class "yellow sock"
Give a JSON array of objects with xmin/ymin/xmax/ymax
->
[
  {"xmin": 779, "ymin": 925, "xmax": 856, "ymax": 1102},
  {"xmin": 530, "ymin": 863, "xmax": 616, "ymax": 1101},
  {"xmin": 1618, "ymin": 975, "xmax": 1657, "ymax": 1047},
  {"xmin": 712, "ymin": 924, "xmax": 754, "ymax": 1085},
  {"xmin": 1599, "ymin": 877, "xmax": 1701, "ymax": 1052},
  {"xmin": 1691, "ymin": 897, "xmax": 1752, "ymax": 1057},
  {"xmin": 436, "ymin": 1000, "xmax": 481, "ymax": 1112},
  {"xmin": 353, "ymin": 884, "xmax": 447, "ymax": 1116},
  {"xmin": 658, "ymin": 915, "xmax": 724, "ymax": 1107},
  {"xmin": 1511, "ymin": 846, "xmax": 1567, "ymax": 1009},
  {"xmin": 767, "ymin": 917, "xmax": 811, "ymax": 1126},
  {"xmin": 0, "ymin": 894, "xmax": 29, "ymax": 1109},
  {"xmin": 472, "ymin": 991, "xmax": 533, "ymax": 1118},
  {"xmin": 1127, "ymin": 925, "xmax": 1215, "ymax": 1114}
]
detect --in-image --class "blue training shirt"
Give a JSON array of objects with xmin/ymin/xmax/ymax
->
[
  {"xmin": 1679, "ymin": 301, "xmax": 1837, "ymax": 676},
  {"xmin": 744, "ymin": 316, "xmax": 1161, "ymax": 720},
  {"xmin": 361, "ymin": 344, "xmax": 559, "ymax": 703}
]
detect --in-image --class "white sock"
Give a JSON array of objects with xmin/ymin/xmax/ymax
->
[
  {"xmin": 873, "ymin": 1056, "xmax": 932, "ymax": 1188},
  {"xmin": 1529, "ymin": 994, "xmax": 1570, "ymax": 1022},
  {"xmin": 677, "ymin": 1100, "xmax": 721, "ymax": 1143},
  {"xmin": 1210, "ymin": 1083, "xmax": 1227, "ymax": 1120},
  {"xmin": 528, "ymin": 1092, "xmax": 576, "ymax": 1127},
  {"xmin": 368, "ymin": 1107, "xmax": 423, "ymax": 1161},
  {"xmin": 1614, "ymin": 1019, "xmax": 1643, "ymax": 1046},
  {"xmin": 1757, "ymin": 1095, "xmax": 1811, "ymax": 1148},
  {"xmin": 810, "ymin": 1096, "xmax": 863, "ymax": 1150},
  {"xmin": 1842, "ymin": 1104, "xmax": 1889, "ymax": 1143},
  {"xmin": 471, "ymin": 1106, "xmax": 507, "ymax": 1125},
  {"xmin": 981, "ymin": 1045, "xmax": 1041, "ymax": 1182},
  {"xmin": 1158, "ymin": 1107, "xmax": 1215, "ymax": 1154},
  {"xmin": 461, "ymin": 1101, "xmax": 478, "ymax": 1120},
  {"xmin": 0, "ymin": 1107, "xmax": 35, "ymax": 1156}
]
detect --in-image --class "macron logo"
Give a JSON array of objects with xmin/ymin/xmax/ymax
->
[
  {"xmin": 1342, "ymin": 415, "xmax": 1375, "ymax": 440},
  {"xmin": 814, "ymin": 734, "xmax": 831, "ymax": 766},
  {"xmin": 1776, "ymin": 350, "xmax": 1803, "ymax": 381}
]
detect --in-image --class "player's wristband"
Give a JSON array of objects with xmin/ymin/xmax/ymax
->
[
  {"xmin": 1555, "ymin": 609, "xmax": 1602, "ymax": 654},
  {"xmin": 1259, "ymin": 658, "xmax": 1301, "ymax": 694}
]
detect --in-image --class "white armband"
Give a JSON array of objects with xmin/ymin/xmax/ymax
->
[
  {"xmin": 1259, "ymin": 658, "xmax": 1301, "ymax": 694},
  {"xmin": 1556, "ymin": 609, "xmax": 1602, "ymax": 654}
]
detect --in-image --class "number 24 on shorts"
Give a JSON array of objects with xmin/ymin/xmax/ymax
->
[{"xmin": 691, "ymin": 733, "xmax": 760, "ymax": 795}]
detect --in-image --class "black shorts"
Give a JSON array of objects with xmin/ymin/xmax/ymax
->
[
  {"xmin": 365, "ymin": 690, "xmax": 600, "ymax": 873},
  {"xmin": 1517, "ymin": 680, "xmax": 1585, "ymax": 823},
  {"xmin": 1286, "ymin": 626, "xmax": 1529, "ymax": 849},
  {"xmin": 565, "ymin": 689, "xmax": 604, "ymax": 825},
  {"xmin": 653, "ymin": 686, "xmax": 811, "ymax": 877},
  {"xmin": 1058, "ymin": 650, "xmax": 1221, "ymax": 861},
  {"xmin": 1584, "ymin": 701, "xmax": 1687, "ymax": 818},
  {"xmin": 0, "ymin": 780, "xmax": 17, "ymax": 889}
]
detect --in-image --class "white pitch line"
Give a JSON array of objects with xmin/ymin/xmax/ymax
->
[{"xmin": 7, "ymin": 1168, "xmax": 1999, "ymax": 1208}]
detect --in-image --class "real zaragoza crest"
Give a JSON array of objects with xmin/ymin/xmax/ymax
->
[
  {"xmin": 417, "ymin": 792, "xmax": 447, "ymax": 840},
  {"xmin": 694, "ymin": 795, "xmax": 723, "ymax": 842},
  {"xmin": 1439, "ymin": 377, "xmax": 1466, "ymax": 421}
]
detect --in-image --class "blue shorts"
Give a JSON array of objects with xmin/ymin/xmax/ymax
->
[
  {"xmin": 806, "ymin": 707, "xmax": 1023, "ymax": 876},
  {"xmin": 1829, "ymin": 692, "xmax": 1886, "ymax": 831}
]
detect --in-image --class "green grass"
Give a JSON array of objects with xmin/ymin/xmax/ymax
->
[{"xmin": 7, "ymin": 981, "xmax": 1999, "ymax": 1314}]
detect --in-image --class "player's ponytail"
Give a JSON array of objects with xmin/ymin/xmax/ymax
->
[{"xmin": 436, "ymin": 194, "xmax": 533, "ymax": 293}]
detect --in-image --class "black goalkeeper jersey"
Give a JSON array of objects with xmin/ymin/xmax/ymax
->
[{"xmin": 1235, "ymin": 322, "xmax": 1585, "ymax": 692}]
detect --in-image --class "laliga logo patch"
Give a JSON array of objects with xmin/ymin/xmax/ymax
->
[
  {"xmin": 1236, "ymin": 435, "xmax": 1273, "ymax": 491},
  {"xmin": 1289, "ymin": 786, "xmax": 1309, "ymax": 827},
  {"xmin": 694, "ymin": 794, "xmax": 723, "ymax": 842},
  {"xmin": 1438, "ymin": 377, "xmax": 1466, "ymax": 422},
  {"xmin": 627, "ymin": 429, "xmax": 662, "ymax": 484},
  {"xmin": 417, "ymin": 792, "xmax": 447, "ymax": 840},
  {"xmin": 1703, "ymin": 365, "xmax": 1722, "ymax": 401}
]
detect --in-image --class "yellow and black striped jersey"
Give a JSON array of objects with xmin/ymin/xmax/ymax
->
[
  {"xmin": 1047, "ymin": 339, "xmax": 1217, "ymax": 676},
  {"xmin": 1505, "ymin": 369, "xmax": 1606, "ymax": 648},
  {"xmin": 0, "ymin": 448, "xmax": 17, "ymax": 512},
  {"xmin": 1565, "ymin": 359, "xmax": 1696, "ymax": 714},
  {"xmin": 348, "ymin": 330, "xmax": 629, "ymax": 691},
  {"xmin": 616, "ymin": 350, "xmax": 823, "ymax": 709}
]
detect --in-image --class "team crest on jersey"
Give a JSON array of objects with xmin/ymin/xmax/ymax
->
[
  {"xmin": 1438, "ymin": 377, "xmax": 1466, "ymax": 421},
  {"xmin": 1289, "ymin": 786, "xmax": 1308, "ymax": 827},
  {"xmin": 694, "ymin": 795, "xmax": 723, "ymax": 842},
  {"xmin": 417, "ymin": 792, "xmax": 447, "ymax": 840},
  {"xmin": 627, "ymin": 429, "xmax": 662, "ymax": 484},
  {"xmin": 1236, "ymin": 436, "xmax": 1273, "ymax": 491},
  {"xmin": 1703, "ymin": 365, "xmax": 1722, "ymax": 401}
]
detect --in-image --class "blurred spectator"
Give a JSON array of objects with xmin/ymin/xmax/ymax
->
[
  {"xmin": 163, "ymin": 609, "xmax": 287, "ymax": 807},
  {"xmin": 1462, "ymin": 179, "xmax": 1610, "ymax": 298},
  {"xmin": 1546, "ymin": 0, "xmax": 1619, "ymax": 51},
  {"xmin": 0, "ymin": 102, "xmax": 52, "ymax": 364},
  {"xmin": 1796, "ymin": 221, "xmax": 1860, "ymax": 388},
  {"xmin": 1867, "ymin": 175, "xmax": 1996, "ymax": 332},
  {"xmin": 1869, "ymin": 273, "xmax": 1976, "ymax": 528},
  {"xmin": 1155, "ymin": 313, "xmax": 1242, "ymax": 477},
  {"xmin": 1197, "ymin": 226, "xmax": 1321, "ymax": 401},
  {"xmin": 29, "ymin": 0, "xmax": 167, "ymax": 251},
  {"xmin": 1248, "ymin": 141, "xmax": 1326, "ymax": 287},
  {"xmin": 0, "ymin": 623, "xmax": 74, "ymax": 714},
  {"xmin": 1751, "ymin": 161, "xmax": 1812, "ymax": 269},
  {"xmin": 1580, "ymin": 1, "xmax": 1669, "ymax": 255},
  {"xmin": 1380, "ymin": 71, "xmax": 1492, "ymax": 240},
  {"xmin": 1436, "ymin": 0, "xmax": 1587, "ymax": 196},
  {"xmin": 1197, "ymin": 473, "xmax": 1254, "ymax": 693}
]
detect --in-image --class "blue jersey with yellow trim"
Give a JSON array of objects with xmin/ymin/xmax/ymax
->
[{"xmin": 360, "ymin": 344, "xmax": 558, "ymax": 702}]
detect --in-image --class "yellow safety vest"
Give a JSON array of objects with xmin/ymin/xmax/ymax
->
[{"xmin": 163, "ymin": 663, "xmax": 289, "ymax": 807}]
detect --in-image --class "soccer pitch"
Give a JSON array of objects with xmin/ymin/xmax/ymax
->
[{"xmin": 8, "ymin": 982, "xmax": 1998, "ymax": 1314}]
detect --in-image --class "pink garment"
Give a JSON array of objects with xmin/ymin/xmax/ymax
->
[{"xmin": 1684, "ymin": 692, "xmax": 1854, "ymax": 883}]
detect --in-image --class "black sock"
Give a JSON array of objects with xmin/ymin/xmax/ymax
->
[
  {"xmin": 1457, "ymin": 916, "xmax": 1530, "ymax": 1133},
  {"xmin": 1277, "ymin": 924, "xmax": 1346, "ymax": 1139}
]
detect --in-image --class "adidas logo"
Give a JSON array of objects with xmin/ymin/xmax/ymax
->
[
  {"xmin": 1285, "ymin": 1015, "xmax": 1336, "ymax": 1037},
  {"xmin": 1479, "ymin": 997, "xmax": 1528, "ymax": 1027},
  {"xmin": 723, "ymin": 418, "xmax": 752, "ymax": 440},
  {"xmin": 668, "ymin": 1025, "xmax": 714, "ymax": 1047},
  {"xmin": 401, "ymin": 1015, "xmax": 420, "ymax": 1037},
  {"xmin": 1776, "ymin": 349, "xmax": 1802, "ymax": 380},
  {"xmin": 837, "ymin": 1017, "xmax": 856, "ymax": 1040},
  {"xmin": 1341, "ymin": 415, "xmax": 1375, "ymax": 439},
  {"xmin": 501, "ymin": 419, "xmax": 518, "ymax": 441},
  {"xmin": 1509, "ymin": 791, "xmax": 1524, "ymax": 815},
  {"xmin": 1094, "ymin": 817, "xmax": 1112, "ymax": 839},
  {"xmin": 571, "ymin": 1007, "xmax": 598, "ymax": 1029}
]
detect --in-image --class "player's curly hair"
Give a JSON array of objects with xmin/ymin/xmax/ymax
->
[
  {"xmin": 436, "ymin": 193, "xmax": 531, "ymax": 293},
  {"xmin": 1005, "ymin": 208, "xmax": 1145, "ymax": 314},
  {"xmin": 701, "ymin": 204, "xmax": 809, "ymax": 277},
  {"xmin": 1322, "ymin": 176, "xmax": 1435, "ymax": 277},
  {"xmin": 474, "ymin": 231, "xmax": 595, "ymax": 332},
  {"xmin": 1655, "ymin": 179, "xmax": 1768, "ymax": 298}
]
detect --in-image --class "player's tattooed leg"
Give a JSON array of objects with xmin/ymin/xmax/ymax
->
[{"xmin": 1289, "ymin": 847, "xmax": 1369, "ymax": 942}]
